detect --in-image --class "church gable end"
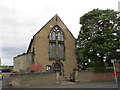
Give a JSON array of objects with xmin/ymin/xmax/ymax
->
[
  {"xmin": 14, "ymin": 14, "xmax": 77, "ymax": 78},
  {"xmin": 33, "ymin": 14, "xmax": 75, "ymax": 41}
]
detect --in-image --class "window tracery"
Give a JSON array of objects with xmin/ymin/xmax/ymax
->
[{"xmin": 49, "ymin": 26, "xmax": 65, "ymax": 60}]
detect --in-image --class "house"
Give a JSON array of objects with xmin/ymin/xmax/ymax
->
[{"xmin": 13, "ymin": 14, "xmax": 77, "ymax": 78}]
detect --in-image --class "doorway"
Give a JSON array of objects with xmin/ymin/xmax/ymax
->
[{"xmin": 52, "ymin": 62, "xmax": 64, "ymax": 76}]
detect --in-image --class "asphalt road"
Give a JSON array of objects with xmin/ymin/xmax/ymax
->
[
  {"xmin": 1, "ymin": 80, "xmax": 119, "ymax": 88},
  {"xmin": 32, "ymin": 81, "xmax": 119, "ymax": 88}
]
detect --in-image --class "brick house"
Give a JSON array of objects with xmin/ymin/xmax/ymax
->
[{"xmin": 13, "ymin": 14, "xmax": 77, "ymax": 78}]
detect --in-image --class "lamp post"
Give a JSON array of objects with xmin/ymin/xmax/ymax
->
[{"xmin": 111, "ymin": 59, "xmax": 117, "ymax": 83}]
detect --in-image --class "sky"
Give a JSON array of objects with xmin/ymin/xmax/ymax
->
[{"xmin": 0, "ymin": 0, "xmax": 120, "ymax": 66}]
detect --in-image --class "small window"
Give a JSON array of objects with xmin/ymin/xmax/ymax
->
[
  {"xmin": 49, "ymin": 33, "xmax": 52, "ymax": 40},
  {"xmin": 58, "ymin": 32, "xmax": 61, "ymax": 41},
  {"xmin": 46, "ymin": 65, "xmax": 52, "ymax": 71},
  {"xmin": 52, "ymin": 31, "xmax": 56, "ymax": 40},
  {"xmin": 61, "ymin": 34, "xmax": 64, "ymax": 41}
]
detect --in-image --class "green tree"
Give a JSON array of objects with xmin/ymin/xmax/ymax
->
[{"xmin": 77, "ymin": 9, "xmax": 120, "ymax": 69}]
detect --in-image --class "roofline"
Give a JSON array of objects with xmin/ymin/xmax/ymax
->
[
  {"xmin": 27, "ymin": 39, "xmax": 33, "ymax": 53},
  {"xmin": 33, "ymin": 14, "xmax": 57, "ymax": 38},
  {"xmin": 57, "ymin": 15, "xmax": 76, "ymax": 40},
  {"xmin": 26, "ymin": 15, "xmax": 57, "ymax": 53},
  {"xmin": 13, "ymin": 52, "xmax": 33, "ymax": 60},
  {"xmin": 33, "ymin": 14, "xmax": 76, "ymax": 40},
  {"xmin": 26, "ymin": 14, "xmax": 76, "ymax": 53}
]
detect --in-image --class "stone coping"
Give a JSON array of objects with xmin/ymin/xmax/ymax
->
[
  {"xmin": 78, "ymin": 70, "xmax": 120, "ymax": 73},
  {"xmin": 11, "ymin": 71, "xmax": 55, "ymax": 75}
]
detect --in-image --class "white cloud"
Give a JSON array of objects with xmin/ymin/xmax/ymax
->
[{"xmin": 0, "ymin": 0, "xmax": 119, "ymax": 65}]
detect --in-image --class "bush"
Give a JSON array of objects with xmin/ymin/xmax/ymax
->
[
  {"xmin": 87, "ymin": 67, "xmax": 95, "ymax": 72},
  {"xmin": 94, "ymin": 67, "xmax": 106, "ymax": 72},
  {"xmin": 105, "ymin": 68, "xmax": 114, "ymax": 72}
]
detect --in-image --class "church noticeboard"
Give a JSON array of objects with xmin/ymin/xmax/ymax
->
[{"xmin": 30, "ymin": 64, "xmax": 43, "ymax": 71}]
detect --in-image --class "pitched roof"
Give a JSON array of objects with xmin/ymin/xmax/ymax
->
[
  {"xmin": 27, "ymin": 14, "xmax": 76, "ymax": 52},
  {"xmin": 34, "ymin": 14, "xmax": 75, "ymax": 39},
  {"xmin": 27, "ymin": 39, "xmax": 33, "ymax": 53},
  {"xmin": 55, "ymin": 14, "xmax": 76, "ymax": 40}
]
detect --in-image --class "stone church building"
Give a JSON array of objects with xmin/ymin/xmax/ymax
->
[{"xmin": 13, "ymin": 14, "xmax": 77, "ymax": 77}]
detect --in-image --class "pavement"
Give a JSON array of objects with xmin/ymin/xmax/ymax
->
[{"xmin": 1, "ymin": 73, "xmax": 11, "ymax": 89}]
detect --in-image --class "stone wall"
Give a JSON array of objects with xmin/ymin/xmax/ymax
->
[
  {"xmin": 77, "ymin": 71, "xmax": 93, "ymax": 82},
  {"xmin": 10, "ymin": 71, "xmax": 120, "ymax": 87},
  {"xmin": 13, "ymin": 53, "xmax": 33, "ymax": 73},
  {"xmin": 92, "ymin": 73, "xmax": 114, "ymax": 81},
  {"xmin": 10, "ymin": 72, "xmax": 56, "ymax": 88},
  {"xmin": 76, "ymin": 71, "xmax": 120, "ymax": 82}
]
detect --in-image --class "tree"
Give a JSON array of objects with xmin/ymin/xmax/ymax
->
[{"xmin": 77, "ymin": 9, "xmax": 120, "ymax": 69}]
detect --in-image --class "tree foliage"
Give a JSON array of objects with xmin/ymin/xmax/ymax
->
[{"xmin": 77, "ymin": 9, "xmax": 120, "ymax": 68}]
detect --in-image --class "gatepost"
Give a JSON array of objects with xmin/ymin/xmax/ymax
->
[{"xmin": 74, "ymin": 68, "xmax": 79, "ymax": 82}]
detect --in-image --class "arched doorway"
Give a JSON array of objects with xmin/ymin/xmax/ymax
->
[
  {"xmin": 52, "ymin": 62, "xmax": 64, "ymax": 76},
  {"xmin": 53, "ymin": 63, "xmax": 61, "ymax": 71}
]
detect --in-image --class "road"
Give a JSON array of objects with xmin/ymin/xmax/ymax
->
[
  {"xmin": 32, "ymin": 81, "xmax": 119, "ymax": 88},
  {"xmin": 1, "ymin": 80, "xmax": 117, "ymax": 88},
  {"xmin": 1, "ymin": 80, "xmax": 119, "ymax": 88}
]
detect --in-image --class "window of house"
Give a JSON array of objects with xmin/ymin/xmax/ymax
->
[
  {"xmin": 58, "ymin": 32, "xmax": 61, "ymax": 41},
  {"xmin": 46, "ymin": 65, "xmax": 52, "ymax": 71},
  {"xmin": 58, "ymin": 32, "xmax": 64, "ymax": 41},
  {"xmin": 58, "ymin": 44, "xmax": 64, "ymax": 58},
  {"xmin": 49, "ymin": 43, "xmax": 56, "ymax": 58},
  {"xmin": 49, "ymin": 26, "xmax": 65, "ymax": 60}
]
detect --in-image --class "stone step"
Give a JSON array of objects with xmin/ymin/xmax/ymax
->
[
  {"xmin": 61, "ymin": 81, "xmax": 75, "ymax": 85},
  {"xmin": 58, "ymin": 76, "xmax": 67, "ymax": 81}
]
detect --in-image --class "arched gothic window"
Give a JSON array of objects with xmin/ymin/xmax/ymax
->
[{"xmin": 49, "ymin": 26, "xmax": 65, "ymax": 60}]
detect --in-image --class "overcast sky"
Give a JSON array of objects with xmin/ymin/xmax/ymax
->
[{"xmin": 0, "ymin": 0, "xmax": 120, "ymax": 66}]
